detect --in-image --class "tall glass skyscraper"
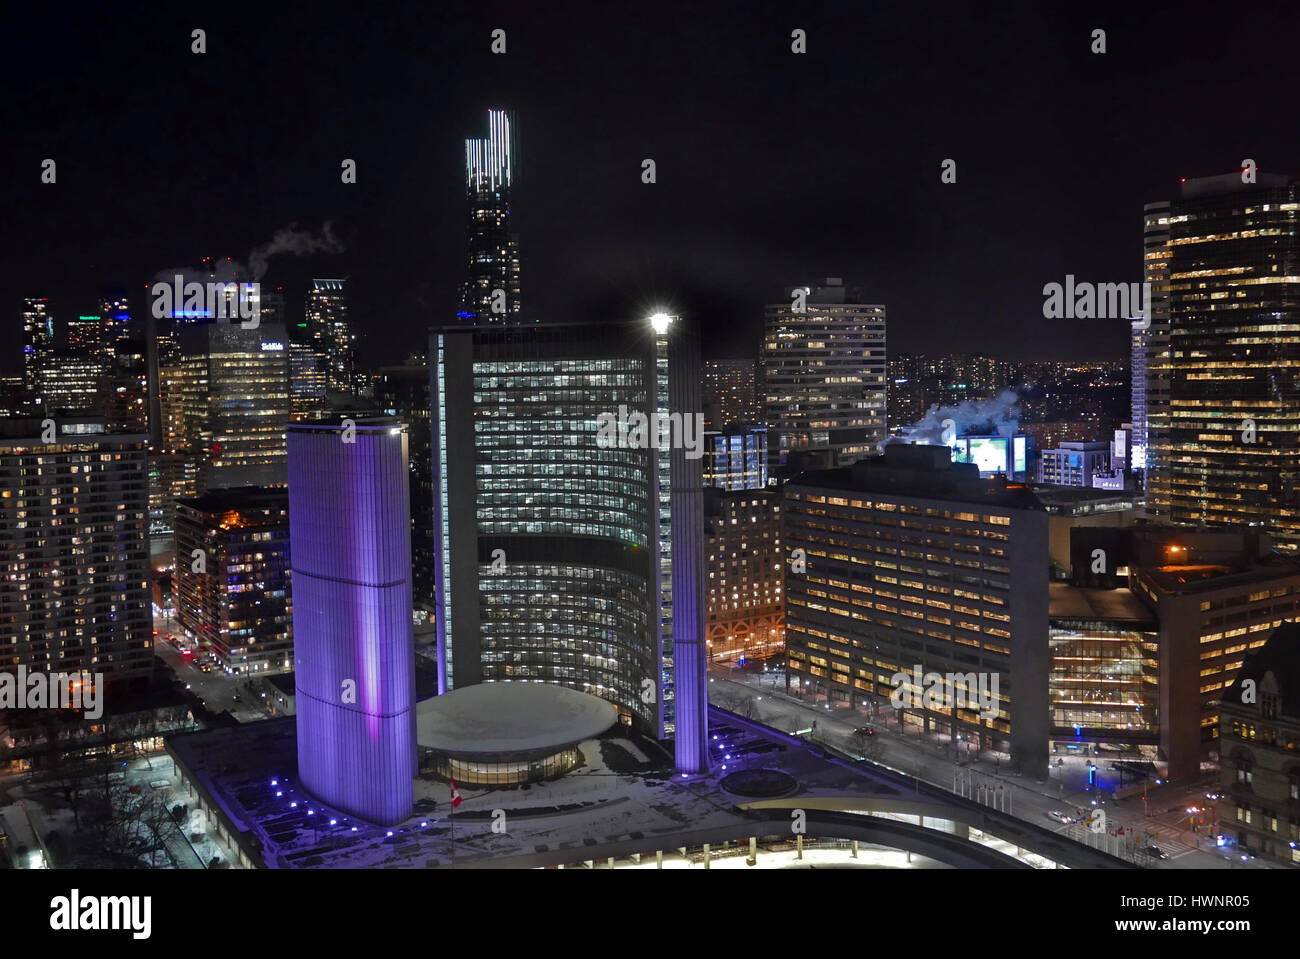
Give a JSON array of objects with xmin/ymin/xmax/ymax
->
[
  {"xmin": 304, "ymin": 279, "xmax": 355, "ymax": 395},
  {"xmin": 1129, "ymin": 319, "xmax": 1149, "ymax": 471},
  {"xmin": 1144, "ymin": 172, "xmax": 1300, "ymax": 546},
  {"xmin": 172, "ymin": 322, "xmax": 291, "ymax": 491},
  {"xmin": 21, "ymin": 297, "xmax": 54, "ymax": 408},
  {"xmin": 430, "ymin": 319, "xmax": 708, "ymax": 769},
  {"xmin": 459, "ymin": 109, "xmax": 522, "ymax": 325},
  {"xmin": 289, "ymin": 419, "xmax": 416, "ymax": 825}
]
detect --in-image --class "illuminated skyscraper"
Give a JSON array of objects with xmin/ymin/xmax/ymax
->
[
  {"xmin": 0, "ymin": 416, "xmax": 153, "ymax": 685},
  {"xmin": 40, "ymin": 348, "xmax": 101, "ymax": 413},
  {"xmin": 66, "ymin": 314, "xmax": 110, "ymax": 373},
  {"xmin": 174, "ymin": 487, "xmax": 292, "ymax": 674},
  {"xmin": 1144, "ymin": 172, "xmax": 1300, "ymax": 546},
  {"xmin": 171, "ymin": 322, "xmax": 291, "ymax": 490},
  {"xmin": 704, "ymin": 488, "xmax": 783, "ymax": 665},
  {"xmin": 704, "ymin": 359, "xmax": 760, "ymax": 427},
  {"xmin": 289, "ymin": 419, "xmax": 416, "ymax": 825},
  {"xmin": 20, "ymin": 298, "xmax": 54, "ymax": 407},
  {"xmin": 1129, "ymin": 319, "xmax": 1149, "ymax": 470},
  {"xmin": 304, "ymin": 279, "xmax": 355, "ymax": 395},
  {"xmin": 459, "ymin": 109, "xmax": 522, "ymax": 325},
  {"xmin": 430, "ymin": 317, "xmax": 708, "ymax": 771},
  {"xmin": 97, "ymin": 290, "xmax": 132, "ymax": 348},
  {"xmin": 703, "ymin": 424, "xmax": 768, "ymax": 490},
  {"xmin": 762, "ymin": 278, "xmax": 887, "ymax": 467},
  {"xmin": 288, "ymin": 342, "xmax": 328, "ymax": 420}
]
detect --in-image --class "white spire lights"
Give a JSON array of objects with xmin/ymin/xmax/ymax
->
[{"xmin": 465, "ymin": 109, "xmax": 513, "ymax": 190}]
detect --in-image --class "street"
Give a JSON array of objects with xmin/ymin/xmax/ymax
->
[
  {"xmin": 707, "ymin": 664, "xmax": 1270, "ymax": 870},
  {"xmin": 153, "ymin": 612, "xmax": 272, "ymax": 723}
]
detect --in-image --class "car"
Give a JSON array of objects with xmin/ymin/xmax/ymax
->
[
  {"xmin": 1206, "ymin": 791, "xmax": 1223, "ymax": 801},
  {"xmin": 1047, "ymin": 810, "xmax": 1074, "ymax": 824},
  {"xmin": 1146, "ymin": 845, "xmax": 1168, "ymax": 859},
  {"xmin": 854, "ymin": 726, "xmax": 876, "ymax": 737}
]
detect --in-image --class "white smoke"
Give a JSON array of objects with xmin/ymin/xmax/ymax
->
[
  {"xmin": 249, "ymin": 221, "xmax": 343, "ymax": 279},
  {"xmin": 153, "ymin": 221, "xmax": 344, "ymax": 285},
  {"xmin": 889, "ymin": 388, "xmax": 1021, "ymax": 447}
]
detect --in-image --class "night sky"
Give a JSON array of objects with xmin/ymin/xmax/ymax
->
[{"xmin": 3, "ymin": 0, "xmax": 1297, "ymax": 371}]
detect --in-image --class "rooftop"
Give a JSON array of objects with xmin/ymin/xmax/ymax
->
[
  {"xmin": 167, "ymin": 709, "xmax": 1128, "ymax": 870},
  {"xmin": 789, "ymin": 444, "xmax": 1042, "ymax": 512},
  {"xmin": 1048, "ymin": 583, "xmax": 1155, "ymax": 626},
  {"xmin": 416, "ymin": 683, "xmax": 618, "ymax": 757}
]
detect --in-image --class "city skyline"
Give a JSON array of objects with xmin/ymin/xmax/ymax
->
[
  {"xmin": 8, "ymin": 2, "xmax": 1296, "ymax": 369},
  {"xmin": 5, "ymin": 0, "xmax": 1300, "ymax": 911}
]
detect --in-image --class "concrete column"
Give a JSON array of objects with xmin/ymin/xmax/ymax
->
[
  {"xmin": 608, "ymin": 856, "xmax": 615, "ymax": 869},
  {"xmin": 702, "ymin": 844, "xmax": 710, "ymax": 869},
  {"xmin": 656, "ymin": 849, "xmax": 663, "ymax": 869},
  {"xmin": 748, "ymin": 836, "xmax": 757, "ymax": 865},
  {"xmin": 796, "ymin": 835, "xmax": 803, "ymax": 860},
  {"xmin": 851, "ymin": 840, "xmax": 858, "ymax": 859}
]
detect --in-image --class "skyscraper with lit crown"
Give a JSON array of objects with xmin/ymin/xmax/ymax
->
[{"xmin": 459, "ymin": 109, "xmax": 522, "ymax": 325}]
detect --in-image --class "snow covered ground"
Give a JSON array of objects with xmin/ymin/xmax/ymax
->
[{"xmin": 167, "ymin": 711, "xmax": 961, "ymax": 869}]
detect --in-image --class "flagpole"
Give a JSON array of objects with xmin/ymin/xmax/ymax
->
[{"xmin": 449, "ymin": 775, "xmax": 459, "ymax": 868}]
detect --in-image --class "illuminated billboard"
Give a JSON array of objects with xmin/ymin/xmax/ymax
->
[
  {"xmin": 923, "ymin": 432, "xmax": 1027, "ymax": 477},
  {"xmin": 968, "ymin": 436, "xmax": 1009, "ymax": 474}
]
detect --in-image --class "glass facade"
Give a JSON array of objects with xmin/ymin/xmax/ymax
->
[
  {"xmin": 1049, "ymin": 621, "xmax": 1158, "ymax": 736},
  {"xmin": 460, "ymin": 109, "xmax": 522, "ymax": 325},
  {"xmin": 472, "ymin": 356, "xmax": 657, "ymax": 726},
  {"xmin": 427, "ymin": 747, "xmax": 582, "ymax": 786},
  {"xmin": 1145, "ymin": 175, "xmax": 1300, "ymax": 547},
  {"xmin": 304, "ymin": 279, "xmax": 355, "ymax": 395},
  {"xmin": 704, "ymin": 427, "xmax": 768, "ymax": 490},
  {"xmin": 432, "ymin": 320, "xmax": 707, "ymax": 748}
]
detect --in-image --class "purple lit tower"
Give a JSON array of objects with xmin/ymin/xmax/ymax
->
[
  {"xmin": 288, "ymin": 419, "xmax": 416, "ymax": 825},
  {"xmin": 664, "ymin": 315, "xmax": 710, "ymax": 775}
]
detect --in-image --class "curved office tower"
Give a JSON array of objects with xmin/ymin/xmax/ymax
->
[
  {"xmin": 430, "ymin": 318, "xmax": 708, "ymax": 772},
  {"xmin": 289, "ymin": 420, "xmax": 416, "ymax": 825}
]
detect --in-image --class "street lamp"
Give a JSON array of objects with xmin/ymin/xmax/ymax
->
[{"xmin": 649, "ymin": 312, "xmax": 672, "ymax": 335}]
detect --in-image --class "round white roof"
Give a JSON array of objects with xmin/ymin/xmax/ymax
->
[{"xmin": 416, "ymin": 683, "xmax": 618, "ymax": 756}]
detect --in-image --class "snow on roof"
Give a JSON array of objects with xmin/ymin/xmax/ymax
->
[{"xmin": 416, "ymin": 682, "xmax": 618, "ymax": 755}]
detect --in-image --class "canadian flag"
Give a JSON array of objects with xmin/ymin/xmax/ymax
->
[{"xmin": 450, "ymin": 778, "xmax": 463, "ymax": 808}]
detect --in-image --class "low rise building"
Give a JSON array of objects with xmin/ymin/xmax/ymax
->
[{"xmin": 1218, "ymin": 623, "xmax": 1300, "ymax": 866}]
